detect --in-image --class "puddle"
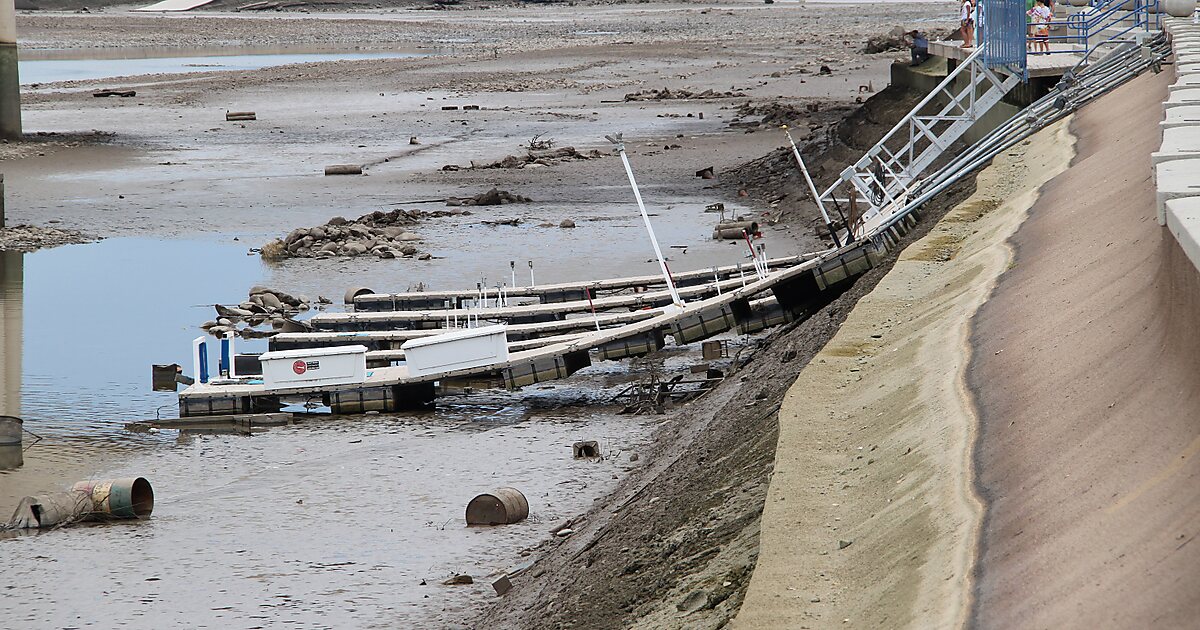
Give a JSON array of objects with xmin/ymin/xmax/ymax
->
[{"xmin": 18, "ymin": 50, "xmax": 429, "ymax": 85}]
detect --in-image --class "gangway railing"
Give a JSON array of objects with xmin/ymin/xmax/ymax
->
[
  {"xmin": 1028, "ymin": 0, "xmax": 1161, "ymax": 61},
  {"xmin": 867, "ymin": 33, "xmax": 1170, "ymax": 245},
  {"xmin": 815, "ymin": 43, "xmax": 1022, "ymax": 243}
]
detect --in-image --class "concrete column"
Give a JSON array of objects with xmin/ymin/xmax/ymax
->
[
  {"xmin": 0, "ymin": 0, "xmax": 20, "ymax": 140},
  {"xmin": 0, "ymin": 250, "xmax": 22, "ymax": 419}
]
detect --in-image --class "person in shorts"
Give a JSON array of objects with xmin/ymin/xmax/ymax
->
[{"xmin": 1028, "ymin": 0, "xmax": 1052, "ymax": 54}]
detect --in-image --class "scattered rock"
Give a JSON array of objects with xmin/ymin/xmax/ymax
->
[
  {"xmin": 838, "ymin": 539, "xmax": 853, "ymax": 550},
  {"xmin": 443, "ymin": 574, "xmax": 473, "ymax": 585},
  {"xmin": 446, "ymin": 188, "xmax": 531, "ymax": 206},
  {"xmin": 624, "ymin": 87, "xmax": 747, "ymax": 101},
  {"xmin": 558, "ymin": 219, "xmax": 576, "ymax": 229}
]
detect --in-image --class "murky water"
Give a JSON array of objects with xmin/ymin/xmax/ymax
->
[
  {"xmin": 0, "ymin": 240, "xmax": 655, "ymax": 628},
  {"xmin": 19, "ymin": 50, "xmax": 428, "ymax": 86}
]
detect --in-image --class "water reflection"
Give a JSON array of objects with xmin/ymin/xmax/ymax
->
[{"xmin": 0, "ymin": 250, "xmax": 20, "ymax": 421}]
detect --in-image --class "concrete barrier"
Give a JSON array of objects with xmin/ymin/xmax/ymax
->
[
  {"xmin": 1155, "ymin": 22, "xmax": 1200, "ymax": 272},
  {"xmin": 1153, "ymin": 126, "xmax": 1200, "ymax": 164},
  {"xmin": 1165, "ymin": 197, "xmax": 1200, "ymax": 270}
]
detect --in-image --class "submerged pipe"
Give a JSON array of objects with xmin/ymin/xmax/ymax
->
[{"xmin": 6, "ymin": 477, "xmax": 154, "ymax": 529}]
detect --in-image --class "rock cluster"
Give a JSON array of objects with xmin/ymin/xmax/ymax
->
[
  {"xmin": 200, "ymin": 286, "xmax": 332, "ymax": 339},
  {"xmin": 623, "ymin": 87, "xmax": 747, "ymax": 101},
  {"xmin": 262, "ymin": 212, "xmax": 452, "ymax": 260}
]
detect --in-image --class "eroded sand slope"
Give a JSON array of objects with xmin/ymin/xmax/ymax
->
[
  {"xmin": 735, "ymin": 114, "xmax": 1077, "ymax": 626},
  {"xmin": 970, "ymin": 70, "xmax": 1200, "ymax": 630}
]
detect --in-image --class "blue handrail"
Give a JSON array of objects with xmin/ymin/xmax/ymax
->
[{"xmin": 1020, "ymin": 0, "xmax": 1159, "ymax": 58}]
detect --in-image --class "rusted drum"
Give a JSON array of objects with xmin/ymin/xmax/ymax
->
[
  {"xmin": 71, "ymin": 477, "xmax": 154, "ymax": 519},
  {"xmin": 466, "ymin": 487, "xmax": 528, "ymax": 526}
]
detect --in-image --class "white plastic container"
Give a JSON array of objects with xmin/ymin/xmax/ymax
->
[
  {"xmin": 401, "ymin": 325, "xmax": 509, "ymax": 377},
  {"xmin": 259, "ymin": 345, "xmax": 368, "ymax": 391}
]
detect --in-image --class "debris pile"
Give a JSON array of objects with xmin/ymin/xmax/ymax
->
[
  {"xmin": 446, "ymin": 188, "xmax": 531, "ymax": 206},
  {"xmin": 449, "ymin": 147, "xmax": 602, "ymax": 170},
  {"xmin": 862, "ymin": 26, "xmax": 956, "ymax": 54},
  {"xmin": 356, "ymin": 207, "xmax": 469, "ymax": 226},
  {"xmin": 729, "ymin": 101, "xmax": 813, "ymax": 129},
  {"xmin": 0, "ymin": 224, "xmax": 93, "ymax": 252},
  {"xmin": 200, "ymin": 286, "xmax": 332, "ymax": 339},
  {"xmin": 623, "ymin": 87, "xmax": 747, "ymax": 101}
]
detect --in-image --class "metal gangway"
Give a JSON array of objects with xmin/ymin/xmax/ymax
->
[{"xmin": 810, "ymin": 0, "xmax": 1165, "ymax": 246}]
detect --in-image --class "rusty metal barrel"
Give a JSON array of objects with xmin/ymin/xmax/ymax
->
[
  {"xmin": 465, "ymin": 487, "xmax": 528, "ymax": 526},
  {"xmin": 71, "ymin": 477, "xmax": 154, "ymax": 519}
]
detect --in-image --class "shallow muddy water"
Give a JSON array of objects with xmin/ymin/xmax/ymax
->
[
  {"xmin": 19, "ymin": 49, "xmax": 427, "ymax": 85},
  {"xmin": 0, "ymin": 238, "xmax": 656, "ymax": 628}
]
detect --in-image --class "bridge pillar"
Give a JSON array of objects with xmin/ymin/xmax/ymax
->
[{"xmin": 0, "ymin": 0, "xmax": 20, "ymax": 140}]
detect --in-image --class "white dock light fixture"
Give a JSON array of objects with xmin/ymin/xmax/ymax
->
[{"xmin": 606, "ymin": 133, "xmax": 684, "ymax": 309}]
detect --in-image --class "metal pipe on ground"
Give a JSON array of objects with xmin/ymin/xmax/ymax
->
[
  {"xmin": 466, "ymin": 487, "xmax": 528, "ymax": 525},
  {"xmin": 5, "ymin": 477, "xmax": 154, "ymax": 529},
  {"xmin": 712, "ymin": 222, "xmax": 759, "ymax": 240}
]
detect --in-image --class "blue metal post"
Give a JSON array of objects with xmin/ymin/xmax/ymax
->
[
  {"xmin": 198, "ymin": 341, "xmax": 209, "ymax": 384},
  {"xmin": 219, "ymin": 337, "xmax": 230, "ymax": 377}
]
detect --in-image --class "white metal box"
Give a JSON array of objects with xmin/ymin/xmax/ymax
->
[
  {"xmin": 401, "ymin": 325, "xmax": 509, "ymax": 377},
  {"xmin": 259, "ymin": 345, "xmax": 368, "ymax": 391}
]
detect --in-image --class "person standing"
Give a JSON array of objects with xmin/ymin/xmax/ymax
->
[
  {"xmin": 1027, "ymin": 0, "xmax": 1052, "ymax": 55},
  {"xmin": 961, "ymin": 0, "xmax": 976, "ymax": 49}
]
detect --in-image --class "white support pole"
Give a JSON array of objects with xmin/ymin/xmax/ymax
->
[
  {"xmin": 783, "ymin": 125, "xmax": 839, "ymax": 247},
  {"xmin": 0, "ymin": 0, "xmax": 20, "ymax": 140},
  {"xmin": 192, "ymin": 336, "xmax": 205, "ymax": 384},
  {"xmin": 227, "ymin": 332, "xmax": 237, "ymax": 378},
  {"xmin": 606, "ymin": 133, "xmax": 683, "ymax": 308},
  {"xmin": 528, "ymin": 261, "xmax": 535, "ymax": 287}
]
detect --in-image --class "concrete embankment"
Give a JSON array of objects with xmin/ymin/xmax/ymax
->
[
  {"xmin": 734, "ymin": 114, "xmax": 1077, "ymax": 625},
  {"xmin": 969, "ymin": 68, "xmax": 1200, "ymax": 628}
]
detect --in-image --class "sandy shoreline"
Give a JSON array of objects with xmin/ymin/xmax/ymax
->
[{"xmin": 735, "ymin": 112, "xmax": 1076, "ymax": 627}]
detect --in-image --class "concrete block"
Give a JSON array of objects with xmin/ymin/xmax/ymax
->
[
  {"xmin": 1153, "ymin": 125, "xmax": 1200, "ymax": 164},
  {"xmin": 1164, "ymin": 197, "xmax": 1200, "ymax": 274},
  {"xmin": 1162, "ymin": 105, "xmax": 1200, "ymax": 128},
  {"xmin": 1165, "ymin": 87, "xmax": 1200, "ymax": 109},
  {"xmin": 1170, "ymin": 75, "xmax": 1200, "ymax": 93},
  {"xmin": 1154, "ymin": 158, "xmax": 1200, "ymax": 224}
]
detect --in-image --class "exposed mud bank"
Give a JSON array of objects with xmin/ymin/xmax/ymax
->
[{"xmin": 472, "ymin": 88, "xmax": 982, "ymax": 630}]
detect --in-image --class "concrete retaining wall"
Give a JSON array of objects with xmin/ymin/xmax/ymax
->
[{"xmin": 1157, "ymin": 16, "xmax": 1200, "ymax": 272}]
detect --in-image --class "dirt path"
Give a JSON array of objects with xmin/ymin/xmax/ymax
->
[
  {"xmin": 969, "ymin": 70, "xmax": 1200, "ymax": 629},
  {"xmin": 735, "ymin": 116, "xmax": 1077, "ymax": 628}
]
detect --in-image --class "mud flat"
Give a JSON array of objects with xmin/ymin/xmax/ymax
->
[
  {"xmin": 734, "ymin": 114, "xmax": 1076, "ymax": 625},
  {"xmin": 969, "ymin": 70, "xmax": 1200, "ymax": 628}
]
